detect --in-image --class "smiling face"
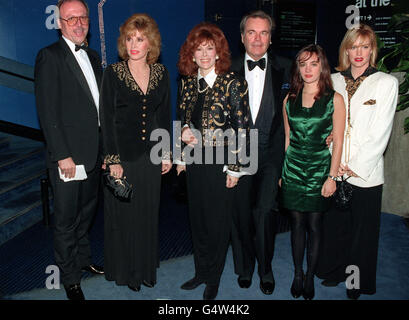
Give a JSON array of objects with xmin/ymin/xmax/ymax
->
[
  {"xmin": 298, "ymin": 52, "xmax": 321, "ymax": 84},
  {"xmin": 347, "ymin": 36, "xmax": 372, "ymax": 72},
  {"xmin": 58, "ymin": 0, "xmax": 89, "ymax": 45},
  {"xmin": 241, "ymin": 17, "xmax": 271, "ymax": 61},
  {"xmin": 193, "ymin": 41, "xmax": 217, "ymax": 76},
  {"xmin": 126, "ymin": 29, "xmax": 150, "ymax": 63}
]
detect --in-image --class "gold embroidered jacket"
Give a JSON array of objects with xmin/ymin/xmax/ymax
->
[
  {"xmin": 176, "ymin": 72, "xmax": 250, "ymax": 171},
  {"xmin": 100, "ymin": 61, "xmax": 171, "ymax": 164}
]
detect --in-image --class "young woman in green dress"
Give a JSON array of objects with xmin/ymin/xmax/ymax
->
[{"xmin": 280, "ymin": 44, "xmax": 345, "ymax": 299}]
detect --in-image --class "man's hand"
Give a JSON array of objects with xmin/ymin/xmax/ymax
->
[
  {"xmin": 162, "ymin": 160, "xmax": 172, "ymax": 175},
  {"xmin": 58, "ymin": 157, "xmax": 76, "ymax": 179}
]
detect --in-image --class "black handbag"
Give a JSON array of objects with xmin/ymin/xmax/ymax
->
[
  {"xmin": 333, "ymin": 176, "xmax": 353, "ymax": 211},
  {"xmin": 103, "ymin": 170, "xmax": 133, "ymax": 200},
  {"xmin": 333, "ymin": 78, "xmax": 354, "ymax": 211}
]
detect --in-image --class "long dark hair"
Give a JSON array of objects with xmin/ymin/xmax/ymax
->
[{"xmin": 288, "ymin": 44, "xmax": 333, "ymax": 101}]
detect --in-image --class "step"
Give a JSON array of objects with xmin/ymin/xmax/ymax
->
[
  {"xmin": 0, "ymin": 135, "xmax": 11, "ymax": 150},
  {"xmin": 0, "ymin": 174, "xmax": 47, "ymax": 226},
  {"xmin": 0, "ymin": 161, "xmax": 47, "ymax": 195},
  {"xmin": 0, "ymin": 201, "xmax": 47, "ymax": 246},
  {"xmin": 0, "ymin": 146, "xmax": 44, "ymax": 169},
  {"xmin": 0, "ymin": 175, "xmax": 53, "ymax": 246}
]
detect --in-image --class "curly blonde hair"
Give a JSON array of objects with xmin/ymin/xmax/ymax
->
[{"xmin": 117, "ymin": 13, "xmax": 161, "ymax": 64}]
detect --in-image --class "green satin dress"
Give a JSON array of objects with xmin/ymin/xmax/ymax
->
[{"xmin": 281, "ymin": 90, "xmax": 335, "ymax": 212}]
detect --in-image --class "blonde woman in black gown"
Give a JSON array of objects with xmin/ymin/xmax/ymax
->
[{"xmin": 99, "ymin": 13, "xmax": 172, "ymax": 292}]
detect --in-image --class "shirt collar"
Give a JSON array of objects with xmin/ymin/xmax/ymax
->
[
  {"xmin": 341, "ymin": 66, "xmax": 378, "ymax": 80},
  {"xmin": 198, "ymin": 67, "xmax": 217, "ymax": 88},
  {"xmin": 245, "ymin": 52, "xmax": 268, "ymax": 70},
  {"xmin": 62, "ymin": 36, "xmax": 86, "ymax": 55},
  {"xmin": 244, "ymin": 52, "xmax": 268, "ymax": 65}
]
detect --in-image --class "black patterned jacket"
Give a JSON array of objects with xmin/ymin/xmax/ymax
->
[{"xmin": 176, "ymin": 72, "xmax": 250, "ymax": 172}]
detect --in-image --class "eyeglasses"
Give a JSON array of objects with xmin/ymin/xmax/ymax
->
[{"xmin": 60, "ymin": 16, "xmax": 89, "ymax": 26}]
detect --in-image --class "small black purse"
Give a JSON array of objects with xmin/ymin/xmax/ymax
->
[
  {"xmin": 333, "ymin": 176, "xmax": 353, "ymax": 211},
  {"xmin": 103, "ymin": 170, "xmax": 133, "ymax": 200}
]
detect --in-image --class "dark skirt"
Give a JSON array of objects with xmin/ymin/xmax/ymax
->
[
  {"xmin": 186, "ymin": 163, "xmax": 234, "ymax": 285},
  {"xmin": 316, "ymin": 184, "xmax": 383, "ymax": 294},
  {"xmin": 104, "ymin": 153, "xmax": 161, "ymax": 287}
]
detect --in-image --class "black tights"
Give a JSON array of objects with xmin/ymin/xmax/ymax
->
[{"xmin": 289, "ymin": 210, "xmax": 323, "ymax": 278}]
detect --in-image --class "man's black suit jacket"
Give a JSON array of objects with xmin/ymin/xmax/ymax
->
[
  {"xmin": 231, "ymin": 53, "xmax": 291, "ymax": 172},
  {"xmin": 35, "ymin": 38, "xmax": 103, "ymax": 172}
]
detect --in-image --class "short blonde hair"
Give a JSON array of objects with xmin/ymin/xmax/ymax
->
[
  {"xmin": 117, "ymin": 13, "xmax": 161, "ymax": 64},
  {"xmin": 336, "ymin": 24, "xmax": 378, "ymax": 71}
]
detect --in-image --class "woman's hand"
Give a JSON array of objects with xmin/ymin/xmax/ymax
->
[
  {"xmin": 338, "ymin": 163, "xmax": 358, "ymax": 177},
  {"xmin": 181, "ymin": 127, "xmax": 198, "ymax": 147},
  {"xmin": 176, "ymin": 164, "xmax": 186, "ymax": 176},
  {"xmin": 321, "ymin": 178, "xmax": 336, "ymax": 197},
  {"xmin": 326, "ymin": 131, "xmax": 333, "ymax": 148},
  {"xmin": 109, "ymin": 164, "xmax": 124, "ymax": 179},
  {"xmin": 338, "ymin": 163, "xmax": 346, "ymax": 177},
  {"xmin": 161, "ymin": 160, "xmax": 172, "ymax": 175},
  {"xmin": 226, "ymin": 175, "xmax": 239, "ymax": 188}
]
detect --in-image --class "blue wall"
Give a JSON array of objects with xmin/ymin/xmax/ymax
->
[{"xmin": 0, "ymin": 0, "xmax": 204, "ymax": 129}]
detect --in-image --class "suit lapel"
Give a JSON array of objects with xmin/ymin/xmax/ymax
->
[
  {"xmin": 254, "ymin": 58, "xmax": 274, "ymax": 126},
  {"xmin": 349, "ymin": 73, "xmax": 379, "ymax": 120},
  {"xmin": 59, "ymin": 39, "xmax": 96, "ymax": 107},
  {"xmin": 87, "ymin": 50, "xmax": 102, "ymax": 88}
]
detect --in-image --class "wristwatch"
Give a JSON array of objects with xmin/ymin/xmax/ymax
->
[{"xmin": 328, "ymin": 175, "xmax": 337, "ymax": 181}]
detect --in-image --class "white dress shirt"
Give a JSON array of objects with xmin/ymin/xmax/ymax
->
[
  {"xmin": 62, "ymin": 36, "xmax": 100, "ymax": 125},
  {"xmin": 244, "ymin": 52, "xmax": 267, "ymax": 124}
]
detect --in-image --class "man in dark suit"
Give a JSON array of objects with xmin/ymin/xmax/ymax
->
[
  {"xmin": 35, "ymin": 0, "xmax": 104, "ymax": 300},
  {"xmin": 230, "ymin": 10, "xmax": 291, "ymax": 295}
]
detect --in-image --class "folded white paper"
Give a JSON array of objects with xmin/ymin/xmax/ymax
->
[{"xmin": 58, "ymin": 164, "xmax": 88, "ymax": 182}]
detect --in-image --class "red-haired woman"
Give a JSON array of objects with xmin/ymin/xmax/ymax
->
[
  {"xmin": 174, "ymin": 22, "xmax": 250, "ymax": 300},
  {"xmin": 280, "ymin": 44, "xmax": 345, "ymax": 299}
]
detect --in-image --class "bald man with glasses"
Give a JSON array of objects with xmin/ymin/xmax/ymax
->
[{"xmin": 35, "ymin": 0, "xmax": 103, "ymax": 300}]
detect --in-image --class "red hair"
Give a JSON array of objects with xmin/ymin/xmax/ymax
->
[
  {"xmin": 289, "ymin": 44, "xmax": 333, "ymax": 101},
  {"xmin": 178, "ymin": 22, "xmax": 231, "ymax": 76}
]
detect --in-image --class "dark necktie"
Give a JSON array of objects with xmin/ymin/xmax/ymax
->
[
  {"xmin": 247, "ymin": 58, "xmax": 266, "ymax": 71},
  {"xmin": 199, "ymin": 78, "xmax": 208, "ymax": 92},
  {"xmin": 75, "ymin": 44, "xmax": 88, "ymax": 52}
]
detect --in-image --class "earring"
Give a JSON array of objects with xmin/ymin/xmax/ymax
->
[
  {"xmin": 216, "ymin": 55, "xmax": 219, "ymax": 60},
  {"xmin": 193, "ymin": 57, "xmax": 196, "ymax": 62}
]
